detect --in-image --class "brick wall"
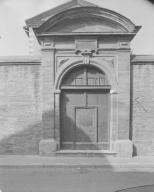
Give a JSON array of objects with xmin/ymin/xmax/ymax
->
[
  {"xmin": 0, "ymin": 58, "xmax": 42, "ymax": 154},
  {"xmin": 132, "ymin": 58, "xmax": 154, "ymax": 156}
]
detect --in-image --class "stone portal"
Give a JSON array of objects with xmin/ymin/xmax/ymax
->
[{"xmin": 25, "ymin": 0, "xmax": 140, "ymax": 157}]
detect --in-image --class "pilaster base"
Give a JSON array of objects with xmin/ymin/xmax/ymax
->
[
  {"xmin": 39, "ymin": 139, "xmax": 57, "ymax": 156},
  {"xmin": 115, "ymin": 140, "xmax": 133, "ymax": 158}
]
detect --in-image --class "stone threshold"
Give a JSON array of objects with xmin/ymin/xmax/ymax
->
[{"xmin": 56, "ymin": 150, "xmax": 117, "ymax": 157}]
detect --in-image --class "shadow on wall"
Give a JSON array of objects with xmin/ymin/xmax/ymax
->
[
  {"xmin": 0, "ymin": 108, "xmax": 108, "ymax": 154},
  {"xmin": 42, "ymin": 110, "xmax": 54, "ymax": 139},
  {"xmin": 0, "ymin": 121, "xmax": 43, "ymax": 155},
  {"xmin": 0, "ymin": 110, "xmax": 54, "ymax": 155},
  {"xmin": 133, "ymin": 144, "xmax": 137, "ymax": 157},
  {"xmin": 60, "ymin": 91, "xmax": 110, "ymax": 151},
  {"xmin": 60, "ymin": 108, "xmax": 99, "ymax": 150},
  {"xmin": 61, "ymin": 112, "xmax": 100, "ymax": 150}
]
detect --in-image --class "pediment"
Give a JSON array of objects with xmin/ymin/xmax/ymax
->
[
  {"xmin": 45, "ymin": 17, "xmax": 126, "ymax": 33},
  {"xmin": 35, "ymin": 7, "xmax": 140, "ymax": 35},
  {"xmin": 26, "ymin": 2, "xmax": 141, "ymax": 41},
  {"xmin": 26, "ymin": 0, "xmax": 98, "ymax": 28}
]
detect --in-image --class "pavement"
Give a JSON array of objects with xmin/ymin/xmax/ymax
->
[
  {"xmin": 1, "ymin": 165, "xmax": 154, "ymax": 192},
  {"xmin": 0, "ymin": 155, "xmax": 154, "ymax": 169}
]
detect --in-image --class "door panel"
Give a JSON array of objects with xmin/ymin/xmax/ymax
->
[
  {"xmin": 60, "ymin": 89, "xmax": 110, "ymax": 150},
  {"xmin": 87, "ymin": 90, "xmax": 110, "ymax": 142},
  {"xmin": 75, "ymin": 107, "xmax": 97, "ymax": 142},
  {"xmin": 60, "ymin": 90, "xmax": 85, "ymax": 149}
]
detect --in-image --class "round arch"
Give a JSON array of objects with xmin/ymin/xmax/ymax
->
[
  {"xmin": 54, "ymin": 60, "xmax": 118, "ymax": 151},
  {"xmin": 60, "ymin": 64, "xmax": 110, "ymax": 88},
  {"xmin": 54, "ymin": 60, "xmax": 117, "ymax": 91},
  {"xmin": 58, "ymin": 63, "xmax": 112, "ymax": 150}
]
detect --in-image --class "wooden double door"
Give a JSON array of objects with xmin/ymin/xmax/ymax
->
[{"xmin": 60, "ymin": 89, "xmax": 110, "ymax": 150}]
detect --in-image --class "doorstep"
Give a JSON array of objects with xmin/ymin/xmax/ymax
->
[{"xmin": 56, "ymin": 150, "xmax": 117, "ymax": 157}]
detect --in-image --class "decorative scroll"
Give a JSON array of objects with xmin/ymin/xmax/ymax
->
[{"xmin": 59, "ymin": 58, "xmax": 69, "ymax": 67}]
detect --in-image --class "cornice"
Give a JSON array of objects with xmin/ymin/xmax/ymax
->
[
  {"xmin": 37, "ymin": 32, "xmax": 137, "ymax": 42},
  {"xmin": 131, "ymin": 55, "xmax": 154, "ymax": 64},
  {"xmin": 37, "ymin": 32, "xmax": 137, "ymax": 37},
  {"xmin": 0, "ymin": 56, "xmax": 41, "ymax": 65}
]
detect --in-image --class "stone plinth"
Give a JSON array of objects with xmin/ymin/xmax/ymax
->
[
  {"xmin": 115, "ymin": 140, "xmax": 133, "ymax": 158},
  {"xmin": 39, "ymin": 139, "xmax": 57, "ymax": 156}
]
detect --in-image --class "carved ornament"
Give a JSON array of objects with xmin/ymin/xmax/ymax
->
[
  {"xmin": 59, "ymin": 58, "xmax": 69, "ymax": 67},
  {"xmin": 75, "ymin": 49, "xmax": 98, "ymax": 64}
]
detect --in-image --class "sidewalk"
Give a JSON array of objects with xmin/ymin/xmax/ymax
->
[{"xmin": 0, "ymin": 155, "xmax": 154, "ymax": 169}]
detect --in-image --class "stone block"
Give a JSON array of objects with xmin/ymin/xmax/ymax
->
[
  {"xmin": 115, "ymin": 140, "xmax": 133, "ymax": 158},
  {"xmin": 39, "ymin": 139, "xmax": 57, "ymax": 156}
]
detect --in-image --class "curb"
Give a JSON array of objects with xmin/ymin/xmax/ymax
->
[
  {"xmin": 1, "ymin": 163, "xmax": 154, "ymax": 169},
  {"xmin": 1, "ymin": 156, "xmax": 154, "ymax": 169}
]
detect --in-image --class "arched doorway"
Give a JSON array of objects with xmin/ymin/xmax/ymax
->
[{"xmin": 60, "ymin": 65, "xmax": 111, "ymax": 150}]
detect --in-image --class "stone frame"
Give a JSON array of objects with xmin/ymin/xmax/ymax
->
[{"xmin": 54, "ymin": 59, "xmax": 118, "ymax": 152}]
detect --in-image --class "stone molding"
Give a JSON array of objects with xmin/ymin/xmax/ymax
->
[
  {"xmin": 37, "ymin": 7, "xmax": 138, "ymax": 34},
  {"xmin": 54, "ymin": 58, "xmax": 117, "ymax": 90}
]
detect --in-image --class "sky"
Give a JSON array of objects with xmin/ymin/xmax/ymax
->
[{"xmin": 0, "ymin": 0, "xmax": 154, "ymax": 56}]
